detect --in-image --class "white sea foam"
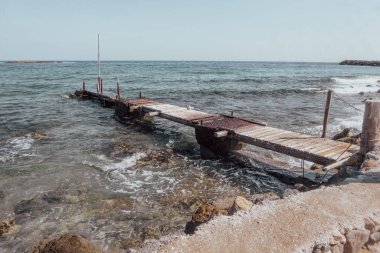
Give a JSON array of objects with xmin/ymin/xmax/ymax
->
[
  {"xmin": 0, "ymin": 135, "xmax": 35, "ymax": 162},
  {"xmin": 331, "ymin": 76, "xmax": 380, "ymax": 94}
]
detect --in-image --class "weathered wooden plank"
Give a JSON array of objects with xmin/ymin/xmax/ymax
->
[
  {"xmin": 259, "ymin": 131, "xmax": 293, "ymax": 141},
  {"xmin": 250, "ymin": 128, "xmax": 285, "ymax": 138},
  {"xmin": 235, "ymin": 134, "xmax": 336, "ymax": 165},
  {"xmin": 243, "ymin": 127, "xmax": 278, "ymax": 137}
]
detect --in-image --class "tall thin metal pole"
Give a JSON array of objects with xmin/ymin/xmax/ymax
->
[{"xmin": 97, "ymin": 34, "xmax": 100, "ymax": 94}]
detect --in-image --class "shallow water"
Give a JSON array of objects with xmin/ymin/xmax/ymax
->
[{"xmin": 1, "ymin": 61, "xmax": 379, "ymax": 252}]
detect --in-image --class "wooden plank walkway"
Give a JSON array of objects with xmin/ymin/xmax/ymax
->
[
  {"xmin": 74, "ymin": 90, "xmax": 359, "ymax": 167},
  {"xmin": 122, "ymin": 97, "xmax": 359, "ymax": 166}
]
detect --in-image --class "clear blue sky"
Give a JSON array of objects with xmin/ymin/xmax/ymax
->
[{"xmin": 1, "ymin": 0, "xmax": 380, "ymax": 62}]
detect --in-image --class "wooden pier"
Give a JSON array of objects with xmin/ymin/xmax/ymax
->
[{"xmin": 74, "ymin": 89, "xmax": 359, "ymax": 170}]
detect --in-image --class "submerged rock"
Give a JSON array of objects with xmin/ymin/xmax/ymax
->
[
  {"xmin": 30, "ymin": 234, "xmax": 101, "ymax": 253},
  {"xmin": 0, "ymin": 219, "xmax": 16, "ymax": 236},
  {"xmin": 31, "ymin": 132, "xmax": 49, "ymax": 139}
]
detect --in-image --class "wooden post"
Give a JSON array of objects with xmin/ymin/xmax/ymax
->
[
  {"xmin": 100, "ymin": 79, "xmax": 103, "ymax": 94},
  {"xmin": 116, "ymin": 78, "xmax": 120, "ymax": 100},
  {"xmin": 360, "ymin": 100, "xmax": 380, "ymax": 155},
  {"xmin": 321, "ymin": 90, "xmax": 333, "ymax": 138},
  {"xmin": 82, "ymin": 80, "xmax": 86, "ymax": 91}
]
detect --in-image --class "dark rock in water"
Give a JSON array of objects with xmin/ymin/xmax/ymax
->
[
  {"xmin": 359, "ymin": 91, "xmax": 365, "ymax": 95},
  {"xmin": 14, "ymin": 198, "xmax": 49, "ymax": 217},
  {"xmin": 42, "ymin": 191, "xmax": 64, "ymax": 203},
  {"xmin": 31, "ymin": 132, "xmax": 49, "ymax": 139},
  {"xmin": 332, "ymin": 128, "xmax": 351, "ymax": 140},
  {"xmin": 377, "ymin": 89, "xmax": 380, "ymax": 93},
  {"xmin": 0, "ymin": 190, "xmax": 4, "ymax": 200},
  {"xmin": 30, "ymin": 234, "xmax": 101, "ymax": 253}
]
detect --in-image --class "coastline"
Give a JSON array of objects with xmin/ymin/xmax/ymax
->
[{"xmin": 138, "ymin": 164, "xmax": 380, "ymax": 253}]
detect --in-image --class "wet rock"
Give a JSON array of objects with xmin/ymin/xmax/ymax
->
[
  {"xmin": 294, "ymin": 183, "xmax": 310, "ymax": 192},
  {"xmin": 185, "ymin": 203, "xmax": 227, "ymax": 234},
  {"xmin": 333, "ymin": 128, "xmax": 351, "ymax": 141},
  {"xmin": 42, "ymin": 191, "xmax": 64, "ymax": 203},
  {"xmin": 330, "ymin": 243, "xmax": 344, "ymax": 253},
  {"xmin": 366, "ymin": 243, "xmax": 380, "ymax": 253},
  {"xmin": 282, "ymin": 188, "xmax": 300, "ymax": 198},
  {"xmin": 0, "ymin": 219, "xmax": 15, "ymax": 236},
  {"xmin": 311, "ymin": 164, "xmax": 323, "ymax": 171},
  {"xmin": 138, "ymin": 149, "xmax": 172, "ymax": 165},
  {"xmin": 184, "ymin": 220, "xmax": 201, "ymax": 235},
  {"xmin": 365, "ymin": 218, "xmax": 376, "ymax": 233},
  {"xmin": 14, "ymin": 198, "xmax": 43, "ymax": 214},
  {"xmin": 370, "ymin": 232, "xmax": 380, "ymax": 243},
  {"xmin": 192, "ymin": 203, "xmax": 224, "ymax": 223},
  {"xmin": 312, "ymin": 243, "xmax": 330, "ymax": 253},
  {"xmin": 344, "ymin": 229, "xmax": 370, "ymax": 253},
  {"xmin": 249, "ymin": 192, "xmax": 280, "ymax": 204},
  {"xmin": 212, "ymin": 197, "xmax": 235, "ymax": 210},
  {"xmin": 230, "ymin": 196, "xmax": 252, "ymax": 214},
  {"xmin": 361, "ymin": 159, "xmax": 380, "ymax": 170},
  {"xmin": 30, "ymin": 234, "xmax": 101, "ymax": 253},
  {"xmin": 31, "ymin": 132, "xmax": 49, "ymax": 139},
  {"xmin": 346, "ymin": 154, "xmax": 361, "ymax": 167},
  {"xmin": 0, "ymin": 190, "xmax": 4, "ymax": 200},
  {"xmin": 359, "ymin": 92, "xmax": 365, "ymax": 95}
]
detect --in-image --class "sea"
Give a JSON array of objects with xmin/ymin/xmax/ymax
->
[{"xmin": 1, "ymin": 61, "xmax": 379, "ymax": 252}]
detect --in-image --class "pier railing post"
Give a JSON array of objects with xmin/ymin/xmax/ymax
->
[
  {"xmin": 322, "ymin": 90, "xmax": 333, "ymax": 138},
  {"xmin": 360, "ymin": 100, "xmax": 380, "ymax": 156}
]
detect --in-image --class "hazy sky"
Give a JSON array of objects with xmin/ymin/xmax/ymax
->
[{"xmin": 1, "ymin": 0, "xmax": 380, "ymax": 62}]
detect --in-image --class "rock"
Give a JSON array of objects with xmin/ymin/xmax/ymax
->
[
  {"xmin": 366, "ymin": 243, "xmax": 380, "ymax": 253},
  {"xmin": 365, "ymin": 218, "xmax": 376, "ymax": 233},
  {"xmin": 377, "ymin": 89, "xmax": 380, "ymax": 93},
  {"xmin": 30, "ymin": 234, "xmax": 101, "ymax": 253},
  {"xmin": 0, "ymin": 219, "xmax": 15, "ymax": 236},
  {"xmin": 330, "ymin": 231, "xmax": 347, "ymax": 245},
  {"xmin": 370, "ymin": 232, "xmax": 380, "ymax": 243},
  {"xmin": 375, "ymin": 225, "xmax": 380, "ymax": 232},
  {"xmin": 344, "ymin": 229, "xmax": 370, "ymax": 253},
  {"xmin": 282, "ymin": 188, "xmax": 300, "ymax": 198},
  {"xmin": 333, "ymin": 128, "xmax": 351, "ymax": 140},
  {"xmin": 192, "ymin": 203, "xmax": 223, "ymax": 223},
  {"xmin": 184, "ymin": 220, "xmax": 202, "ymax": 235},
  {"xmin": 294, "ymin": 183, "xmax": 310, "ymax": 191},
  {"xmin": 249, "ymin": 192, "xmax": 280, "ymax": 204},
  {"xmin": 14, "ymin": 198, "xmax": 45, "ymax": 215},
  {"xmin": 42, "ymin": 191, "xmax": 64, "ymax": 203},
  {"xmin": 331, "ymin": 243, "xmax": 344, "ymax": 253},
  {"xmin": 31, "ymin": 132, "xmax": 49, "ymax": 139},
  {"xmin": 311, "ymin": 164, "xmax": 324, "ymax": 171},
  {"xmin": 359, "ymin": 92, "xmax": 365, "ymax": 95},
  {"xmin": 230, "ymin": 196, "xmax": 253, "ymax": 214},
  {"xmin": 361, "ymin": 160, "xmax": 380, "ymax": 170},
  {"xmin": 312, "ymin": 243, "xmax": 330, "ymax": 253},
  {"xmin": 0, "ymin": 190, "xmax": 4, "ymax": 200},
  {"xmin": 212, "ymin": 197, "xmax": 235, "ymax": 210},
  {"xmin": 185, "ymin": 203, "xmax": 227, "ymax": 235},
  {"xmin": 346, "ymin": 154, "xmax": 361, "ymax": 167}
]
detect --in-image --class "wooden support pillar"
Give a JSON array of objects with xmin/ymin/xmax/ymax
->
[
  {"xmin": 322, "ymin": 90, "xmax": 333, "ymax": 138},
  {"xmin": 360, "ymin": 100, "xmax": 380, "ymax": 155}
]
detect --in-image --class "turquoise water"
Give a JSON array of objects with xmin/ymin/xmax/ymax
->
[{"xmin": 0, "ymin": 61, "xmax": 379, "ymax": 252}]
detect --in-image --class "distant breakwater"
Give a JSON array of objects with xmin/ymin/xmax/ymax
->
[{"xmin": 339, "ymin": 60, "xmax": 380, "ymax": 67}]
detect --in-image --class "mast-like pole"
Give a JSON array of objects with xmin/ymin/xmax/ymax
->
[{"xmin": 97, "ymin": 34, "xmax": 101, "ymax": 93}]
